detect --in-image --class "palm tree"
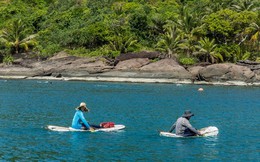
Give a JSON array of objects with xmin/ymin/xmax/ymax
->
[
  {"xmin": 232, "ymin": 45, "xmax": 250, "ymax": 62},
  {"xmin": 175, "ymin": 6, "xmax": 199, "ymax": 37},
  {"xmin": 0, "ymin": 19, "xmax": 37, "ymax": 54},
  {"xmin": 203, "ymin": 0, "xmax": 233, "ymax": 12},
  {"xmin": 0, "ymin": 0, "xmax": 10, "ymax": 5},
  {"xmin": 109, "ymin": 35, "xmax": 138, "ymax": 54},
  {"xmin": 174, "ymin": 6, "xmax": 202, "ymax": 57},
  {"xmin": 194, "ymin": 37, "xmax": 223, "ymax": 63},
  {"xmin": 247, "ymin": 21, "xmax": 260, "ymax": 52},
  {"xmin": 178, "ymin": 33, "xmax": 197, "ymax": 57},
  {"xmin": 156, "ymin": 25, "xmax": 181, "ymax": 59},
  {"xmin": 231, "ymin": 0, "xmax": 260, "ymax": 12}
]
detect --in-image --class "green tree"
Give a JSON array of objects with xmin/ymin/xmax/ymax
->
[
  {"xmin": 174, "ymin": 6, "xmax": 202, "ymax": 57},
  {"xmin": 204, "ymin": 9, "xmax": 256, "ymax": 45},
  {"xmin": 178, "ymin": 33, "xmax": 197, "ymax": 58},
  {"xmin": 156, "ymin": 25, "xmax": 180, "ymax": 59},
  {"xmin": 246, "ymin": 18, "xmax": 260, "ymax": 55},
  {"xmin": 129, "ymin": 10, "xmax": 149, "ymax": 40},
  {"xmin": 194, "ymin": 37, "xmax": 223, "ymax": 63},
  {"xmin": 232, "ymin": 45, "xmax": 250, "ymax": 62},
  {"xmin": 0, "ymin": 19, "xmax": 37, "ymax": 54},
  {"xmin": 109, "ymin": 35, "xmax": 138, "ymax": 54},
  {"xmin": 231, "ymin": 0, "xmax": 260, "ymax": 12},
  {"xmin": 0, "ymin": 0, "xmax": 10, "ymax": 5},
  {"xmin": 106, "ymin": 13, "xmax": 138, "ymax": 54},
  {"xmin": 176, "ymin": 6, "xmax": 199, "ymax": 37}
]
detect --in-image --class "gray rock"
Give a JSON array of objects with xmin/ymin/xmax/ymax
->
[
  {"xmin": 236, "ymin": 60, "xmax": 260, "ymax": 71},
  {"xmin": 55, "ymin": 70, "xmax": 90, "ymax": 77},
  {"xmin": 252, "ymin": 69, "xmax": 260, "ymax": 81},
  {"xmin": 140, "ymin": 59, "xmax": 193, "ymax": 79},
  {"xmin": 1, "ymin": 52, "xmax": 259, "ymax": 85},
  {"xmin": 0, "ymin": 66, "xmax": 42, "ymax": 77},
  {"xmin": 140, "ymin": 59, "xmax": 180, "ymax": 71},
  {"xmin": 98, "ymin": 70, "xmax": 190, "ymax": 79},
  {"xmin": 30, "ymin": 56, "xmax": 113, "ymax": 76},
  {"xmin": 115, "ymin": 58, "xmax": 150, "ymax": 70},
  {"xmin": 198, "ymin": 63, "xmax": 255, "ymax": 82},
  {"xmin": 116, "ymin": 51, "xmax": 160, "ymax": 61},
  {"xmin": 187, "ymin": 66, "xmax": 204, "ymax": 77},
  {"xmin": 48, "ymin": 51, "xmax": 72, "ymax": 60}
]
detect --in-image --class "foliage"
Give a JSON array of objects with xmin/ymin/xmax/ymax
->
[
  {"xmin": 194, "ymin": 37, "xmax": 223, "ymax": 63},
  {"xmin": 0, "ymin": 19, "xmax": 37, "ymax": 55},
  {"xmin": 179, "ymin": 57, "xmax": 196, "ymax": 66},
  {"xmin": 156, "ymin": 25, "xmax": 180, "ymax": 59},
  {"xmin": 36, "ymin": 43, "xmax": 61, "ymax": 58},
  {"xmin": 245, "ymin": 16, "xmax": 260, "ymax": 55},
  {"xmin": 204, "ymin": 9, "xmax": 256, "ymax": 45},
  {"xmin": 65, "ymin": 45, "xmax": 119, "ymax": 58},
  {"xmin": 3, "ymin": 54, "xmax": 14, "ymax": 65},
  {"xmin": 232, "ymin": 45, "xmax": 250, "ymax": 62},
  {"xmin": 230, "ymin": 0, "xmax": 260, "ymax": 12},
  {"xmin": 215, "ymin": 44, "xmax": 251, "ymax": 63},
  {"xmin": 0, "ymin": 0, "xmax": 259, "ymax": 63}
]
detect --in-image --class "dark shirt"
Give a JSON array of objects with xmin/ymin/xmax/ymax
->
[{"xmin": 169, "ymin": 117, "xmax": 199, "ymax": 136}]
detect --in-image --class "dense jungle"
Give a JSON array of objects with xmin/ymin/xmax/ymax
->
[{"xmin": 0, "ymin": 0, "xmax": 260, "ymax": 65}]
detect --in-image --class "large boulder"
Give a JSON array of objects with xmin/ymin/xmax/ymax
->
[
  {"xmin": 60, "ymin": 59, "xmax": 113, "ymax": 76},
  {"xmin": 140, "ymin": 59, "xmax": 193, "ymax": 79},
  {"xmin": 198, "ymin": 63, "xmax": 255, "ymax": 82},
  {"xmin": 15, "ymin": 54, "xmax": 114, "ymax": 77},
  {"xmin": 0, "ymin": 65, "xmax": 42, "ymax": 77},
  {"xmin": 187, "ymin": 66, "xmax": 204, "ymax": 77},
  {"xmin": 236, "ymin": 60, "xmax": 260, "ymax": 71},
  {"xmin": 236, "ymin": 60, "xmax": 260, "ymax": 82},
  {"xmin": 48, "ymin": 51, "xmax": 71, "ymax": 60},
  {"xmin": 116, "ymin": 51, "xmax": 160, "ymax": 61},
  {"xmin": 115, "ymin": 58, "xmax": 150, "ymax": 70},
  {"xmin": 253, "ymin": 69, "xmax": 260, "ymax": 81}
]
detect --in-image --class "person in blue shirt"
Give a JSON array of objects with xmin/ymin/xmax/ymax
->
[{"xmin": 71, "ymin": 102, "xmax": 95, "ymax": 131}]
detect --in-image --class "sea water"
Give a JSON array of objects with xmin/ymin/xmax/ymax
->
[{"xmin": 0, "ymin": 79, "xmax": 259, "ymax": 161}]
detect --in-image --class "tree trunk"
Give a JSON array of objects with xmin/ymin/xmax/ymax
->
[{"xmin": 15, "ymin": 45, "xmax": 19, "ymax": 54}]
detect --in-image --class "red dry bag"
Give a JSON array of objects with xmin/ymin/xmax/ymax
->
[{"xmin": 100, "ymin": 122, "xmax": 115, "ymax": 128}]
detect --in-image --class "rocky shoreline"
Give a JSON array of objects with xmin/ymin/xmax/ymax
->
[{"xmin": 0, "ymin": 52, "xmax": 259, "ymax": 86}]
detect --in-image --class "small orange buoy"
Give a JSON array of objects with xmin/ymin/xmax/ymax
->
[{"xmin": 198, "ymin": 88, "xmax": 204, "ymax": 91}]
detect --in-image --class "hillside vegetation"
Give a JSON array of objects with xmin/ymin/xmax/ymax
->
[{"xmin": 0, "ymin": 0, "xmax": 260, "ymax": 65}]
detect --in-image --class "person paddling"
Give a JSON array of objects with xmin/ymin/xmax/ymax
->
[
  {"xmin": 71, "ymin": 102, "xmax": 95, "ymax": 131},
  {"xmin": 169, "ymin": 110, "xmax": 202, "ymax": 137}
]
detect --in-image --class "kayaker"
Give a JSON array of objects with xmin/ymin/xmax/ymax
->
[
  {"xmin": 168, "ymin": 110, "xmax": 202, "ymax": 137},
  {"xmin": 71, "ymin": 102, "xmax": 95, "ymax": 131}
]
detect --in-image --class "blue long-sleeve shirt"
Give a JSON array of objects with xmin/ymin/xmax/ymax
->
[{"xmin": 71, "ymin": 110, "xmax": 90, "ymax": 129}]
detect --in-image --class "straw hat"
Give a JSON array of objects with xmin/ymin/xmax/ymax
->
[{"xmin": 76, "ymin": 102, "xmax": 89, "ymax": 111}]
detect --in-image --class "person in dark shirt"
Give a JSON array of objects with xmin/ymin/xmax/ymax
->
[{"xmin": 169, "ymin": 110, "xmax": 202, "ymax": 137}]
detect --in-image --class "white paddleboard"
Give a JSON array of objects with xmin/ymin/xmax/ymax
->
[
  {"xmin": 46, "ymin": 124, "xmax": 125, "ymax": 132},
  {"xmin": 160, "ymin": 126, "xmax": 219, "ymax": 138}
]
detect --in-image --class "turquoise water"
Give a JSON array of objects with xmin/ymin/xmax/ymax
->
[{"xmin": 0, "ymin": 79, "xmax": 259, "ymax": 161}]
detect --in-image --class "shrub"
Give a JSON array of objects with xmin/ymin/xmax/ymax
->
[
  {"xmin": 37, "ymin": 44, "xmax": 62, "ymax": 58},
  {"xmin": 65, "ymin": 47, "xmax": 89, "ymax": 57},
  {"xmin": 179, "ymin": 57, "xmax": 196, "ymax": 66},
  {"xmin": 65, "ymin": 45, "xmax": 120, "ymax": 58},
  {"xmin": 3, "ymin": 54, "xmax": 14, "ymax": 65}
]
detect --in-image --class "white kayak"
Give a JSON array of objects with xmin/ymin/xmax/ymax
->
[
  {"xmin": 160, "ymin": 126, "xmax": 219, "ymax": 138},
  {"xmin": 46, "ymin": 124, "xmax": 125, "ymax": 132}
]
